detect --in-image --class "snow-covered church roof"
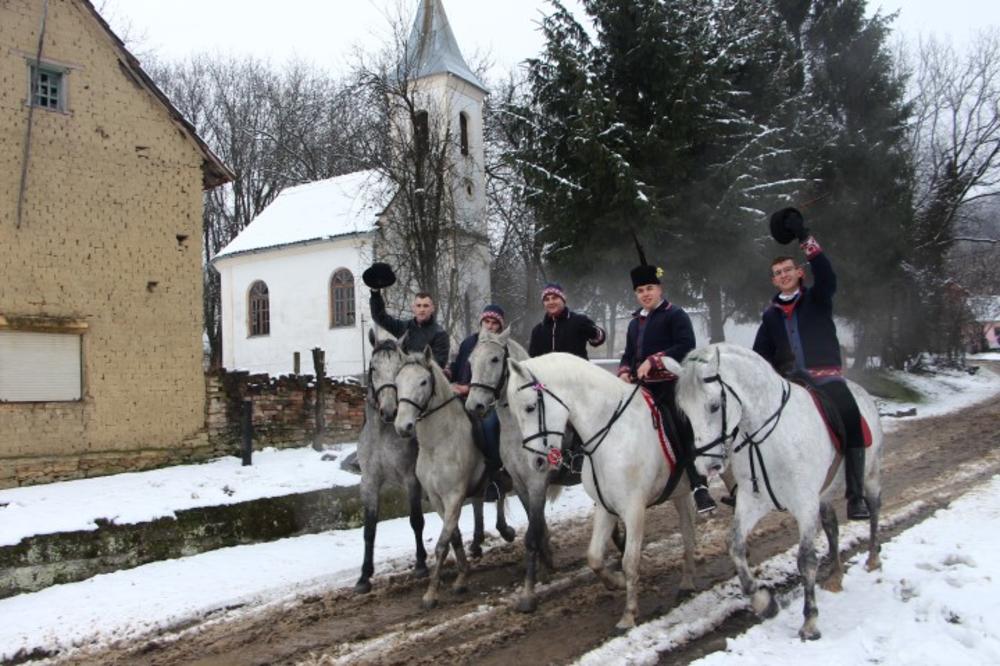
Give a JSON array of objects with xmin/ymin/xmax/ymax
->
[
  {"xmin": 214, "ymin": 170, "xmax": 387, "ymax": 260},
  {"xmin": 403, "ymin": 0, "xmax": 487, "ymax": 93}
]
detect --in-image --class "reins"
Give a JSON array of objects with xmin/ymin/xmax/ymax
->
[
  {"xmin": 468, "ymin": 340, "xmax": 510, "ymax": 404},
  {"xmin": 695, "ymin": 361, "xmax": 792, "ymax": 511},
  {"xmin": 516, "ymin": 372, "xmax": 645, "ymax": 516},
  {"xmin": 397, "ymin": 360, "xmax": 460, "ymax": 421}
]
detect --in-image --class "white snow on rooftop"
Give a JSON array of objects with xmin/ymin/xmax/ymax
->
[{"xmin": 214, "ymin": 170, "xmax": 387, "ymax": 260}]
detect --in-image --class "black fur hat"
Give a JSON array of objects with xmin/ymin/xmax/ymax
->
[
  {"xmin": 769, "ymin": 207, "xmax": 802, "ymax": 245},
  {"xmin": 362, "ymin": 262, "xmax": 396, "ymax": 289},
  {"xmin": 630, "ymin": 232, "xmax": 662, "ymax": 289}
]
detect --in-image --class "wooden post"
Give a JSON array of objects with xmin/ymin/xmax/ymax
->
[
  {"xmin": 293, "ymin": 351, "xmax": 301, "ymax": 375},
  {"xmin": 311, "ymin": 347, "xmax": 326, "ymax": 451},
  {"xmin": 240, "ymin": 400, "xmax": 253, "ymax": 466}
]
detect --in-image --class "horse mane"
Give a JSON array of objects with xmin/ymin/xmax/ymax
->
[
  {"xmin": 525, "ymin": 352, "xmax": 626, "ymax": 394},
  {"xmin": 676, "ymin": 342, "xmax": 773, "ymax": 405}
]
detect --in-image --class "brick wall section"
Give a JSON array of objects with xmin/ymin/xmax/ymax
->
[
  {"xmin": 0, "ymin": 0, "xmax": 215, "ymax": 486},
  {"xmin": 206, "ymin": 371, "xmax": 366, "ymax": 452}
]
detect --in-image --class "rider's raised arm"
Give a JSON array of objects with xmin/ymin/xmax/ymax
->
[
  {"xmin": 802, "ymin": 236, "xmax": 836, "ymax": 307},
  {"xmin": 369, "ymin": 290, "xmax": 407, "ymax": 338}
]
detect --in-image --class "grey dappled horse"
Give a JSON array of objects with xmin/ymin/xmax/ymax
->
[
  {"xmin": 394, "ymin": 347, "xmax": 514, "ymax": 609},
  {"xmin": 669, "ymin": 344, "xmax": 883, "ymax": 641},
  {"xmin": 354, "ymin": 328, "xmax": 493, "ymax": 594}
]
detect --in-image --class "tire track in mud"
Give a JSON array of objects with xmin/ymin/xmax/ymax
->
[{"xmin": 60, "ymin": 369, "xmax": 1000, "ymax": 666}]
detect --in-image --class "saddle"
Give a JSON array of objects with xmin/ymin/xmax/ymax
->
[{"xmin": 790, "ymin": 377, "xmax": 872, "ymax": 452}]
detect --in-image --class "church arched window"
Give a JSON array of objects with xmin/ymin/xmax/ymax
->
[
  {"xmin": 414, "ymin": 110, "xmax": 429, "ymax": 156},
  {"xmin": 248, "ymin": 280, "xmax": 270, "ymax": 337},
  {"xmin": 459, "ymin": 111, "xmax": 469, "ymax": 156},
  {"xmin": 331, "ymin": 268, "xmax": 356, "ymax": 328}
]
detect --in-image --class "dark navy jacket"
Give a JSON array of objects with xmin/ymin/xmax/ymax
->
[
  {"xmin": 370, "ymin": 291, "xmax": 450, "ymax": 368},
  {"xmin": 528, "ymin": 308, "xmax": 606, "ymax": 359},
  {"xmin": 753, "ymin": 250, "xmax": 842, "ymax": 375},
  {"xmin": 448, "ymin": 333, "xmax": 479, "ymax": 386},
  {"xmin": 618, "ymin": 301, "xmax": 695, "ymax": 381}
]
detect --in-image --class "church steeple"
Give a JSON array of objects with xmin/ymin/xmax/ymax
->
[{"xmin": 404, "ymin": 0, "xmax": 486, "ymax": 93}]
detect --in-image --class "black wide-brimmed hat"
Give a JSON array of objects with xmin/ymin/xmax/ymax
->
[
  {"xmin": 769, "ymin": 207, "xmax": 803, "ymax": 245},
  {"xmin": 362, "ymin": 262, "xmax": 396, "ymax": 289}
]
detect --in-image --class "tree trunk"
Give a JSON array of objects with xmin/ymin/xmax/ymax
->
[{"xmin": 705, "ymin": 281, "xmax": 726, "ymax": 343}]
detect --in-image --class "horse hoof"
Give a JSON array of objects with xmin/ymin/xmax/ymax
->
[
  {"xmin": 515, "ymin": 596, "xmax": 538, "ymax": 614},
  {"xmin": 675, "ymin": 585, "xmax": 696, "ymax": 601},
  {"xmin": 354, "ymin": 579, "xmax": 372, "ymax": 595},
  {"xmin": 452, "ymin": 584, "xmax": 469, "ymax": 595},
  {"xmin": 821, "ymin": 577, "xmax": 843, "ymax": 593},
  {"xmin": 866, "ymin": 556, "xmax": 882, "ymax": 572},
  {"xmin": 612, "ymin": 622, "xmax": 633, "ymax": 636},
  {"xmin": 469, "ymin": 545, "xmax": 483, "ymax": 559},
  {"xmin": 799, "ymin": 626, "xmax": 821, "ymax": 641},
  {"xmin": 413, "ymin": 564, "xmax": 429, "ymax": 579},
  {"xmin": 499, "ymin": 526, "xmax": 517, "ymax": 543},
  {"xmin": 752, "ymin": 589, "xmax": 778, "ymax": 619},
  {"xmin": 421, "ymin": 597, "xmax": 437, "ymax": 610}
]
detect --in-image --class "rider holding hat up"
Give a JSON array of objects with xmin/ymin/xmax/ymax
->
[
  {"xmin": 364, "ymin": 263, "xmax": 450, "ymax": 369},
  {"xmin": 617, "ymin": 248, "xmax": 717, "ymax": 514},
  {"xmin": 753, "ymin": 208, "xmax": 869, "ymax": 520}
]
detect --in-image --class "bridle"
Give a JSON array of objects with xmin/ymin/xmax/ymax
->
[
  {"xmin": 397, "ymin": 360, "xmax": 460, "ymax": 421},
  {"xmin": 468, "ymin": 339, "xmax": 510, "ymax": 405},
  {"xmin": 367, "ymin": 341, "xmax": 399, "ymax": 410},
  {"xmin": 692, "ymin": 350, "xmax": 793, "ymax": 510}
]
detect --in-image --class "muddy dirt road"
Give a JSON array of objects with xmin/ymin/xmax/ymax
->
[{"xmin": 71, "ymin": 367, "xmax": 1000, "ymax": 666}]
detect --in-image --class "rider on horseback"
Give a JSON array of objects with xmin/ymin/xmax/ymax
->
[
  {"xmin": 753, "ymin": 207, "xmax": 870, "ymax": 520},
  {"xmin": 617, "ymin": 252, "xmax": 718, "ymax": 514},
  {"xmin": 528, "ymin": 283, "xmax": 607, "ymax": 359},
  {"xmin": 450, "ymin": 304, "xmax": 512, "ymax": 500},
  {"xmin": 366, "ymin": 262, "xmax": 450, "ymax": 369}
]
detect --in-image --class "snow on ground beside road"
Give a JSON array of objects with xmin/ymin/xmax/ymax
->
[
  {"xmin": 971, "ymin": 351, "xmax": 1000, "ymax": 361},
  {"xmin": 576, "ymin": 475, "xmax": 1000, "ymax": 666},
  {"xmin": 0, "ymin": 485, "xmax": 595, "ymax": 662},
  {"xmin": 875, "ymin": 360, "xmax": 1000, "ymax": 431},
  {"xmin": 0, "ymin": 445, "xmax": 359, "ymax": 546}
]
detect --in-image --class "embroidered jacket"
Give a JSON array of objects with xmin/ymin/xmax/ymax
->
[{"xmin": 618, "ymin": 300, "xmax": 695, "ymax": 382}]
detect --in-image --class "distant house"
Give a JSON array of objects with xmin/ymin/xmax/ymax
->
[
  {"xmin": 0, "ymin": 0, "xmax": 233, "ymax": 487},
  {"xmin": 968, "ymin": 296, "xmax": 1000, "ymax": 351},
  {"xmin": 214, "ymin": 0, "xmax": 491, "ymax": 378}
]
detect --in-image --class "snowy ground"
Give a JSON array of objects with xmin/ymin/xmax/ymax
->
[
  {"xmin": 0, "ymin": 362, "xmax": 997, "ymax": 662},
  {"xmin": 874, "ymin": 360, "xmax": 1000, "ymax": 428}
]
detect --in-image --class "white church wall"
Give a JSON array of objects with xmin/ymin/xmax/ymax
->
[{"xmin": 217, "ymin": 235, "xmax": 373, "ymax": 377}]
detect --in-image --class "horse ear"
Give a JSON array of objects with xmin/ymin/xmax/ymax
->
[
  {"xmin": 423, "ymin": 345, "xmax": 433, "ymax": 365},
  {"xmin": 508, "ymin": 358, "xmax": 527, "ymax": 381},
  {"xmin": 709, "ymin": 346, "xmax": 721, "ymax": 374},
  {"xmin": 662, "ymin": 356, "xmax": 683, "ymax": 378},
  {"xmin": 368, "ymin": 328, "xmax": 377, "ymax": 347},
  {"xmin": 398, "ymin": 331, "xmax": 409, "ymax": 349},
  {"xmin": 497, "ymin": 327, "xmax": 511, "ymax": 344}
]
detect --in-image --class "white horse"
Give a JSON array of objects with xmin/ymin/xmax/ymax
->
[
  {"xmin": 666, "ymin": 343, "xmax": 883, "ymax": 641},
  {"xmin": 394, "ymin": 347, "xmax": 513, "ymax": 609},
  {"xmin": 506, "ymin": 353, "xmax": 698, "ymax": 631}
]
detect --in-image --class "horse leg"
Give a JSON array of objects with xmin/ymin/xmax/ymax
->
[
  {"xmin": 469, "ymin": 497, "xmax": 485, "ymax": 559},
  {"xmin": 422, "ymin": 496, "xmax": 460, "ymax": 610},
  {"xmin": 615, "ymin": 502, "xmax": 647, "ymax": 632},
  {"xmin": 796, "ymin": 513, "xmax": 822, "ymax": 641},
  {"xmin": 407, "ymin": 476, "xmax": 428, "ymax": 578},
  {"xmin": 588, "ymin": 506, "xmax": 625, "ymax": 591},
  {"xmin": 450, "ymin": 526, "xmax": 471, "ymax": 594},
  {"xmin": 611, "ymin": 521, "xmax": 626, "ymax": 555},
  {"xmin": 495, "ymin": 491, "xmax": 516, "ymax": 543},
  {"xmin": 819, "ymin": 501, "xmax": 843, "ymax": 592},
  {"xmin": 731, "ymin": 498, "xmax": 776, "ymax": 619},
  {"xmin": 865, "ymin": 465, "xmax": 883, "ymax": 572},
  {"xmin": 516, "ymin": 486, "xmax": 547, "ymax": 613},
  {"xmin": 354, "ymin": 479, "xmax": 379, "ymax": 594},
  {"xmin": 672, "ymin": 491, "xmax": 697, "ymax": 593}
]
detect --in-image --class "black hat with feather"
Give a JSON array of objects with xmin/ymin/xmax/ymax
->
[{"xmin": 630, "ymin": 233, "xmax": 662, "ymax": 290}]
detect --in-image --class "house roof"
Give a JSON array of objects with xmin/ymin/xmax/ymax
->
[
  {"xmin": 81, "ymin": 0, "xmax": 234, "ymax": 189},
  {"xmin": 214, "ymin": 170, "xmax": 387, "ymax": 261},
  {"xmin": 403, "ymin": 0, "xmax": 487, "ymax": 93}
]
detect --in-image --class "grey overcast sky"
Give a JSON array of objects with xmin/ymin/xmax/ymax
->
[{"xmin": 101, "ymin": 0, "xmax": 998, "ymax": 77}]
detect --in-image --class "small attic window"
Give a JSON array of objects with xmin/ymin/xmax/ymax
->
[
  {"xmin": 28, "ymin": 63, "xmax": 66, "ymax": 112},
  {"xmin": 459, "ymin": 112, "xmax": 469, "ymax": 156}
]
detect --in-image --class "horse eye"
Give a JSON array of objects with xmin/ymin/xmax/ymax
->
[
  {"xmin": 420, "ymin": 379, "xmax": 428, "ymax": 387},
  {"xmin": 525, "ymin": 405, "xmax": 536, "ymax": 414},
  {"xmin": 491, "ymin": 356, "xmax": 499, "ymax": 363},
  {"xmin": 709, "ymin": 403, "xmax": 721, "ymax": 414}
]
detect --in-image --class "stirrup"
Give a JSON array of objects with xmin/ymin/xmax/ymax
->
[{"xmin": 693, "ymin": 486, "xmax": 717, "ymax": 514}]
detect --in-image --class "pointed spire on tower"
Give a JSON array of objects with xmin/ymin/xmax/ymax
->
[{"xmin": 403, "ymin": 0, "xmax": 487, "ymax": 93}]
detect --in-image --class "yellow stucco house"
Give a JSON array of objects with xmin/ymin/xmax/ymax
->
[{"xmin": 0, "ymin": 0, "xmax": 233, "ymax": 487}]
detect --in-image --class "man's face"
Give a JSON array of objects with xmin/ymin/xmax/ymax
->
[
  {"xmin": 412, "ymin": 297, "xmax": 435, "ymax": 323},
  {"xmin": 771, "ymin": 260, "xmax": 804, "ymax": 294},
  {"xmin": 635, "ymin": 283, "xmax": 663, "ymax": 310},
  {"xmin": 482, "ymin": 316, "xmax": 502, "ymax": 333},
  {"xmin": 542, "ymin": 293, "xmax": 565, "ymax": 317}
]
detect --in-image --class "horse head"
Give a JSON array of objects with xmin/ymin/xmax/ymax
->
[
  {"xmin": 505, "ymin": 358, "xmax": 570, "ymax": 459},
  {"xmin": 671, "ymin": 345, "xmax": 744, "ymax": 479},
  {"xmin": 368, "ymin": 327, "xmax": 402, "ymax": 423},
  {"xmin": 393, "ymin": 346, "xmax": 438, "ymax": 438},
  {"xmin": 466, "ymin": 325, "xmax": 512, "ymax": 417}
]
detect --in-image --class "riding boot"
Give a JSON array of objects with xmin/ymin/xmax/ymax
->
[
  {"xmin": 720, "ymin": 483, "xmax": 737, "ymax": 508},
  {"xmin": 844, "ymin": 447, "xmax": 869, "ymax": 520}
]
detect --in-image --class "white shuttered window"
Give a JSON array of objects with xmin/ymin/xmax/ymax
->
[{"xmin": 0, "ymin": 331, "xmax": 82, "ymax": 402}]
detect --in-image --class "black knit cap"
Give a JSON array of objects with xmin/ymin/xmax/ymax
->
[
  {"xmin": 362, "ymin": 262, "xmax": 396, "ymax": 289},
  {"xmin": 630, "ymin": 232, "xmax": 661, "ymax": 289}
]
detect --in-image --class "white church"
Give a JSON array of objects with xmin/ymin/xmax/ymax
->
[{"xmin": 213, "ymin": 0, "xmax": 491, "ymax": 378}]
